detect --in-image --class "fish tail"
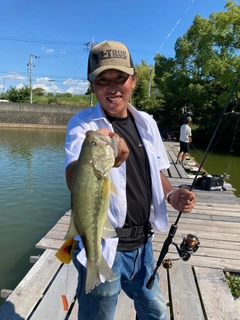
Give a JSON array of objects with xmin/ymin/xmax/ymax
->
[
  {"xmin": 85, "ymin": 257, "xmax": 114, "ymax": 294},
  {"xmin": 98, "ymin": 255, "xmax": 114, "ymax": 282},
  {"xmin": 85, "ymin": 260, "xmax": 101, "ymax": 294}
]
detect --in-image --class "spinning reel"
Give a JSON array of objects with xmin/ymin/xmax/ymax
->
[{"xmin": 162, "ymin": 233, "xmax": 200, "ymax": 270}]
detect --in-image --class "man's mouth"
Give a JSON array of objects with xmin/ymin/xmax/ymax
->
[{"xmin": 107, "ymin": 96, "xmax": 121, "ymax": 102}]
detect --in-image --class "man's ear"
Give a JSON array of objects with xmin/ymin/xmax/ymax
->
[
  {"xmin": 132, "ymin": 72, "xmax": 137, "ymax": 89},
  {"xmin": 90, "ymin": 83, "xmax": 94, "ymax": 94}
]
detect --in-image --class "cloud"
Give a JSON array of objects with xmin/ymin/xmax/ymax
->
[
  {"xmin": 63, "ymin": 78, "xmax": 89, "ymax": 94},
  {"xmin": 16, "ymin": 83, "xmax": 25, "ymax": 90},
  {"xmin": 36, "ymin": 77, "xmax": 55, "ymax": 84},
  {"xmin": 41, "ymin": 46, "xmax": 54, "ymax": 53},
  {"xmin": 0, "ymin": 72, "xmax": 27, "ymax": 81},
  {"xmin": 34, "ymin": 77, "xmax": 89, "ymax": 93},
  {"xmin": 33, "ymin": 83, "xmax": 61, "ymax": 93}
]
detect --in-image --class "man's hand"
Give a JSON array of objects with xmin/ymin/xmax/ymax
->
[
  {"xmin": 97, "ymin": 128, "xmax": 129, "ymax": 167},
  {"xmin": 168, "ymin": 188, "xmax": 196, "ymax": 213}
]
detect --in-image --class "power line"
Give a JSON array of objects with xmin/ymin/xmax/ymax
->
[
  {"xmin": 0, "ymin": 36, "xmax": 86, "ymax": 46},
  {"xmin": 0, "ymin": 35, "xmax": 156, "ymax": 55},
  {"xmin": 0, "ymin": 70, "xmax": 87, "ymax": 81}
]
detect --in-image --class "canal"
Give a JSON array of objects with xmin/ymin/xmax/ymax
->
[{"xmin": 0, "ymin": 128, "xmax": 70, "ymax": 306}]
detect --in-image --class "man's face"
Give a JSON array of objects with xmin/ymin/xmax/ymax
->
[{"xmin": 91, "ymin": 69, "xmax": 136, "ymax": 118}]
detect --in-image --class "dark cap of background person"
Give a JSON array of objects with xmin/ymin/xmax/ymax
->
[{"xmin": 87, "ymin": 40, "xmax": 135, "ymax": 81}]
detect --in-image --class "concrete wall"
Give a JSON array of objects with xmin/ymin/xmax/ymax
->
[{"xmin": 0, "ymin": 102, "xmax": 87, "ymax": 129}]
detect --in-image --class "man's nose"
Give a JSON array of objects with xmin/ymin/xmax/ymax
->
[{"xmin": 107, "ymin": 81, "xmax": 118, "ymax": 91}]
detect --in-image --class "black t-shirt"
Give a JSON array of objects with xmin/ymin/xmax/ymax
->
[{"xmin": 107, "ymin": 111, "xmax": 152, "ymax": 250}]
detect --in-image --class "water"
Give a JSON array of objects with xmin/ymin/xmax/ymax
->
[
  {"xmin": 0, "ymin": 128, "xmax": 70, "ymax": 306},
  {"xmin": 189, "ymin": 145, "xmax": 240, "ymax": 197}
]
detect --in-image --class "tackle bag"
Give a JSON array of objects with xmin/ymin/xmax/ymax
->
[{"xmin": 194, "ymin": 175, "xmax": 224, "ymax": 191}]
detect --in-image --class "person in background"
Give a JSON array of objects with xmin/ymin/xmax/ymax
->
[
  {"xmin": 64, "ymin": 40, "xmax": 196, "ymax": 320},
  {"xmin": 176, "ymin": 116, "xmax": 192, "ymax": 165}
]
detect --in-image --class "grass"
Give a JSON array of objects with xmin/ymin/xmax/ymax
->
[{"xmin": 225, "ymin": 272, "xmax": 240, "ymax": 298}]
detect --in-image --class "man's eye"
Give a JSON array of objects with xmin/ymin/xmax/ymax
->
[
  {"xmin": 116, "ymin": 75, "xmax": 127, "ymax": 82},
  {"xmin": 98, "ymin": 78, "xmax": 107, "ymax": 84}
]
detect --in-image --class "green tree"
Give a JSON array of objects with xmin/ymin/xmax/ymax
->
[
  {"xmin": 6, "ymin": 85, "xmax": 31, "ymax": 103},
  {"xmin": 33, "ymin": 88, "xmax": 45, "ymax": 96},
  {"xmin": 133, "ymin": 60, "xmax": 164, "ymax": 123},
  {"xmin": 154, "ymin": 0, "xmax": 240, "ymax": 141}
]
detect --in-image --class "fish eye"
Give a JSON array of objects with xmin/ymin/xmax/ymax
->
[{"xmin": 90, "ymin": 141, "xmax": 96, "ymax": 146}]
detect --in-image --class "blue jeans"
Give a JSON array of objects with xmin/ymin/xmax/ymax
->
[{"xmin": 72, "ymin": 241, "xmax": 167, "ymax": 320}]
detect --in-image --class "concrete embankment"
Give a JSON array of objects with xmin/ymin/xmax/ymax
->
[{"xmin": 0, "ymin": 102, "xmax": 86, "ymax": 129}]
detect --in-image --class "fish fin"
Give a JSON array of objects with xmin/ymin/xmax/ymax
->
[
  {"xmin": 102, "ymin": 218, "xmax": 117, "ymax": 239},
  {"xmin": 110, "ymin": 181, "xmax": 118, "ymax": 197},
  {"xmin": 55, "ymin": 237, "xmax": 77, "ymax": 264},
  {"xmin": 85, "ymin": 260, "xmax": 102, "ymax": 294},
  {"xmin": 85, "ymin": 257, "xmax": 114, "ymax": 294},
  {"xmin": 64, "ymin": 212, "xmax": 81, "ymax": 239},
  {"xmin": 99, "ymin": 255, "xmax": 114, "ymax": 281},
  {"xmin": 111, "ymin": 136, "xmax": 119, "ymax": 158},
  {"xmin": 101, "ymin": 179, "xmax": 110, "ymax": 200}
]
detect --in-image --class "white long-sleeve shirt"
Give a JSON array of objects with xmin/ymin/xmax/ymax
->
[{"xmin": 65, "ymin": 102, "xmax": 170, "ymax": 271}]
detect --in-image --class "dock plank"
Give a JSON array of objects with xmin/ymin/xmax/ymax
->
[
  {"xmin": 0, "ymin": 249, "xmax": 61, "ymax": 320},
  {"xmin": 158, "ymin": 267, "xmax": 171, "ymax": 320},
  {"xmin": 30, "ymin": 262, "xmax": 77, "ymax": 320},
  {"xmin": 194, "ymin": 266, "xmax": 240, "ymax": 320},
  {"xmin": 169, "ymin": 264, "xmax": 204, "ymax": 319}
]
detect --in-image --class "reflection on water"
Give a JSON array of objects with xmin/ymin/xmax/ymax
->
[{"xmin": 0, "ymin": 128, "xmax": 70, "ymax": 306}]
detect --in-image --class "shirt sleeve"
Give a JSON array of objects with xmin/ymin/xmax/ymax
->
[{"xmin": 64, "ymin": 117, "xmax": 88, "ymax": 170}]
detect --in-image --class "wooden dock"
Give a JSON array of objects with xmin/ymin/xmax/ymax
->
[{"xmin": 0, "ymin": 141, "xmax": 240, "ymax": 320}]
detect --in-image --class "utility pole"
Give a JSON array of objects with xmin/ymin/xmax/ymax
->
[
  {"xmin": 84, "ymin": 39, "xmax": 97, "ymax": 106},
  {"xmin": 27, "ymin": 54, "xmax": 39, "ymax": 104}
]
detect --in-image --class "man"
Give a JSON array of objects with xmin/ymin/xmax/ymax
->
[
  {"xmin": 64, "ymin": 40, "xmax": 196, "ymax": 320},
  {"xmin": 176, "ymin": 117, "xmax": 192, "ymax": 165}
]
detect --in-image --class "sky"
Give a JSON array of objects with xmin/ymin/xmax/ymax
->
[{"xmin": 0, "ymin": 0, "xmax": 238, "ymax": 95}]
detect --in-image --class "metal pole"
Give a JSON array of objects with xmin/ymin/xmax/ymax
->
[
  {"xmin": 29, "ymin": 54, "xmax": 33, "ymax": 104},
  {"xmin": 84, "ymin": 39, "xmax": 98, "ymax": 107},
  {"xmin": 28, "ymin": 54, "xmax": 39, "ymax": 104}
]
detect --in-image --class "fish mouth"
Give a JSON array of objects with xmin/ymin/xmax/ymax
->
[{"xmin": 86, "ymin": 130, "xmax": 112, "ymax": 146}]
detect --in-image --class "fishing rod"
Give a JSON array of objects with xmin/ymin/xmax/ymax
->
[{"xmin": 147, "ymin": 74, "xmax": 240, "ymax": 290}]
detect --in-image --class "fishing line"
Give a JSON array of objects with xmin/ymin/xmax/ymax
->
[
  {"xmin": 189, "ymin": 143, "xmax": 203, "ymax": 157},
  {"xmin": 61, "ymin": 264, "xmax": 70, "ymax": 310},
  {"xmin": 152, "ymin": 0, "xmax": 197, "ymax": 59},
  {"xmin": 190, "ymin": 109, "xmax": 235, "ymax": 171}
]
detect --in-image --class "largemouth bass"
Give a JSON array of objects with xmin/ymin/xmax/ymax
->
[{"xmin": 65, "ymin": 130, "xmax": 117, "ymax": 293}]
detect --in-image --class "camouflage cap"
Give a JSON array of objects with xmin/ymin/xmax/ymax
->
[{"xmin": 87, "ymin": 40, "xmax": 135, "ymax": 81}]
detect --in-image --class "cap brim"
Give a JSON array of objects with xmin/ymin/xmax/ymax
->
[{"xmin": 88, "ymin": 66, "xmax": 134, "ymax": 81}]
